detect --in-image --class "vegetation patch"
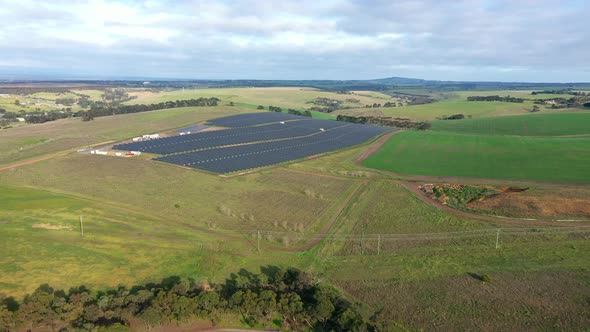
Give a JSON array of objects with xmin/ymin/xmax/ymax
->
[
  {"xmin": 419, "ymin": 183, "xmax": 500, "ymax": 210},
  {"xmin": 0, "ymin": 267, "xmax": 370, "ymax": 331}
]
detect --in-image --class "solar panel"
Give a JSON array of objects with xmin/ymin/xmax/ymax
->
[
  {"xmin": 175, "ymin": 125, "xmax": 209, "ymax": 133},
  {"xmin": 207, "ymin": 112, "xmax": 306, "ymax": 127},
  {"xmin": 155, "ymin": 123, "xmax": 393, "ymax": 173},
  {"xmin": 114, "ymin": 112, "xmax": 394, "ymax": 173},
  {"xmin": 113, "ymin": 118, "xmax": 349, "ymax": 155}
]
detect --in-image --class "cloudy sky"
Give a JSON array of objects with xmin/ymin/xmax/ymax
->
[{"xmin": 0, "ymin": 0, "xmax": 588, "ymax": 81}]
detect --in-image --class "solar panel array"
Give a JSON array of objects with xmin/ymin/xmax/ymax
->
[
  {"xmin": 114, "ymin": 112, "xmax": 394, "ymax": 174},
  {"xmin": 155, "ymin": 123, "xmax": 392, "ymax": 173},
  {"xmin": 176, "ymin": 124, "xmax": 209, "ymax": 133},
  {"xmin": 207, "ymin": 112, "xmax": 305, "ymax": 127},
  {"xmin": 113, "ymin": 119, "xmax": 347, "ymax": 154}
]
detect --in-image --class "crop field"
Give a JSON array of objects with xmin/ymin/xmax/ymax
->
[
  {"xmin": 363, "ymin": 130, "xmax": 590, "ymax": 183},
  {"xmin": 0, "ymin": 105, "xmax": 252, "ymax": 165},
  {"xmin": 431, "ymin": 112, "xmax": 590, "ymax": 136}
]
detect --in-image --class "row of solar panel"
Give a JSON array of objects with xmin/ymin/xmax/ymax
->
[
  {"xmin": 113, "ymin": 118, "xmax": 347, "ymax": 155},
  {"xmin": 175, "ymin": 125, "xmax": 209, "ymax": 133},
  {"xmin": 207, "ymin": 112, "xmax": 306, "ymax": 127},
  {"xmin": 155, "ymin": 124, "xmax": 393, "ymax": 173}
]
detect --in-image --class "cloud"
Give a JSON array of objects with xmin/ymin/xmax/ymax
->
[{"xmin": 0, "ymin": 0, "xmax": 588, "ymax": 81}]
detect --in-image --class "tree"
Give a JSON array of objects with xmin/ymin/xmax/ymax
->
[
  {"xmin": 278, "ymin": 293, "xmax": 304, "ymax": 328},
  {"xmin": 311, "ymin": 291, "xmax": 335, "ymax": 327},
  {"xmin": 531, "ymin": 105, "xmax": 540, "ymax": 112},
  {"xmin": 82, "ymin": 110, "xmax": 94, "ymax": 121},
  {"xmin": 257, "ymin": 105, "xmax": 265, "ymax": 110}
]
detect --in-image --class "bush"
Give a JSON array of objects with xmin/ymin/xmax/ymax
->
[{"xmin": 481, "ymin": 274, "xmax": 493, "ymax": 283}]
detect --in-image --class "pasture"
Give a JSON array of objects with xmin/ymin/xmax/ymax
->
[
  {"xmin": 0, "ymin": 185, "xmax": 309, "ymax": 297},
  {"xmin": 336, "ymin": 99, "xmax": 540, "ymax": 121},
  {"xmin": 337, "ymin": 89, "xmax": 590, "ymax": 121},
  {"xmin": 362, "ymin": 130, "xmax": 590, "ymax": 183},
  {"xmin": 431, "ymin": 112, "xmax": 590, "ymax": 136},
  {"xmin": 0, "ymin": 155, "xmax": 356, "ymax": 238},
  {"xmin": 0, "ymin": 105, "xmax": 252, "ymax": 165},
  {"xmin": 125, "ymin": 87, "xmax": 399, "ymax": 112}
]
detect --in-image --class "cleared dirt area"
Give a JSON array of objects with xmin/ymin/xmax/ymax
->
[
  {"xmin": 403, "ymin": 181, "xmax": 589, "ymax": 226},
  {"xmin": 469, "ymin": 186, "xmax": 590, "ymax": 220}
]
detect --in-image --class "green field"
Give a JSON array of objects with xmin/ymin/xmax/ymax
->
[
  {"xmin": 363, "ymin": 130, "xmax": 590, "ymax": 183},
  {"xmin": 0, "ymin": 105, "xmax": 252, "ymax": 165},
  {"xmin": 2, "ymin": 87, "xmax": 590, "ymax": 330},
  {"xmin": 0, "ymin": 185, "xmax": 307, "ymax": 297},
  {"xmin": 431, "ymin": 112, "xmax": 590, "ymax": 136},
  {"xmin": 337, "ymin": 89, "xmax": 590, "ymax": 121}
]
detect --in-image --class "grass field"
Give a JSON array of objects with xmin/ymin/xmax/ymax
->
[
  {"xmin": 0, "ymin": 155, "xmax": 355, "ymax": 241},
  {"xmin": 0, "ymin": 105, "xmax": 252, "ymax": 165},
  {"xmin": 337, "ymin": 90, "xmax": 590, "ymax": 121},
  {"xmin": 363, "ymin": 131, "xmax": 590, "ymax": 183},
  {"xmin": 0, "ymin": 185, "xmax": 310, "ymax": 297},
  {"xmin": 2, "ymin": 88, "xmax": 590, "ymax": 330},
  {"xmin": 431, "ymin": 112, "xmax": 590, "ymax": 136},
  {"xmin": 126, "ymin": 87, "xmax": 398, "ymax": 111}
]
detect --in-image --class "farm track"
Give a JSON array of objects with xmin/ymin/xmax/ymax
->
[{"xmin": 0, "ymin": 140, "xmax": 115, "ymax": 172}]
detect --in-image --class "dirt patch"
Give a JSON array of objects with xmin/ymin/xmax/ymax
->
[
  {"xmin": 32, "ymin": 223, "xmax": 73, "ymax": 230},
  {"xmin": 402, "ymin": 181, "xmax": 589, "ymax": 226},
  {"xmin": 469, "ymin": 192, "xmax": 590, "ymax": 220}
]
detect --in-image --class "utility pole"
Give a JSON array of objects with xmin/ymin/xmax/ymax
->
[
  {"xmin": 360, "ymin": 231, "xmax": 365, "ymax": 255},
  {"xmin": 377, "ymin": 234, "xmax": 381, "ymax": 256},
  {"xmin": 80, "ymin": 215, "xmax": 84, "ymax": 237},
  {"xmin": 257, "ymin": 230, "xmax": 261, "ymax": 253},
  {"xmin": 495, "ymin": 229, "xmax": 500, "ymax": 249}
]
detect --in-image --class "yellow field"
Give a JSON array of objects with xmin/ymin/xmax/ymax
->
[{"xmin": 126, "ymin": 87, "xmax": 399, "ymax": 110}]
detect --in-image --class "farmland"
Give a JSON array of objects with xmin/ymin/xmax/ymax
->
[
  {"xmin": 337, "ymin": 89, "xmax": 590, "ymax": 121},
  {"xmin": 0, "ymin": 105, "xmax": 251, "ymax": 165},
  {"xmin": 126, "ymin": 87, "xmax": 400, "ymax": 110},
  {"xmin": 431, "ymin": 112, "xmax": 590, "ymax": 136},
  {"xmin": 1, "ymin": 84, "xmax": 590, "ymax": 330},
  {"xmin": 363, "ymin": 130, "xmax": 590, "ymax": 183}
]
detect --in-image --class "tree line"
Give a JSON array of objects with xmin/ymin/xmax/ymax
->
[
  {"xmin": 336, "ymin": 115, "xmax": 431, "ymax": 130},
  {"xmin": 531, "ymin": 90, "xmax": 588, "ymax": 96},
  {"xmin": 81, "ymin": 98, "xmax": 219, "ymax": 121},
  {"xmin": 268, "ymin": 106, "xmax": 312, "ymax": 117},
  {"xmin": 466, "ymin": 95, "xmax": 524, "ymax": 103},
  {"xmin": 0, "ymin": 267, "xmax": 374, "ymax": 331}
]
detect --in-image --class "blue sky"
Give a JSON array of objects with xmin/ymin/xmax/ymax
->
[{"xmin": 0, "ymin": 0, "xmax": 588, "ymax": 82}]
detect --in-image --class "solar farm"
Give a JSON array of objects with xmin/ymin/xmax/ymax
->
[{"xmin": 113, "ymin": 112, "xmax": 393, "ymax": 173}]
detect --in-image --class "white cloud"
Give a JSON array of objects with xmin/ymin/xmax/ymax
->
[{"xmin": 0, "ymin": 0, "xmax": 588, "ymax": 81}]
